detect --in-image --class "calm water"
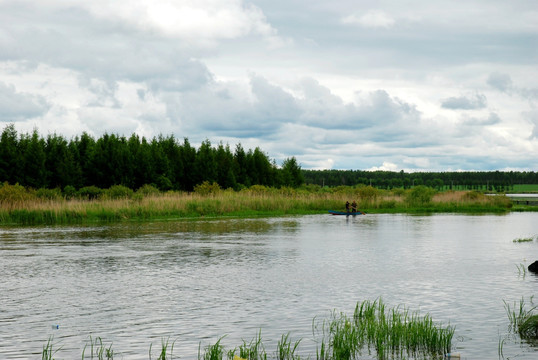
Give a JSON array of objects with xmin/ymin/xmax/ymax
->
[{"xmin": 1, "ymin": 213, "xmax": 537, "ymax": 359}]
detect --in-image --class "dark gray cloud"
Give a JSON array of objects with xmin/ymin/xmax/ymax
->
[
  {"xmin": 0, "ymin": 82, "xmax": 50, "ymax": 121},
  {"xmin": 441, "ymin": 94, "xmax": 487, "ymax": 110}
]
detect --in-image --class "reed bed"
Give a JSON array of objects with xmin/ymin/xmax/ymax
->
[
  {"xmin": 314, "ymin": 299, "xmax": 454, "ymax": 359},
  {"xmin": 0, "ymin": 187, "xmax": 516, "ymax": 226},
  {"xmin": 504, "ymin": 297, "xmax": 538, "ymax": 341},
  {"xmin": 41, "ymin": 301, "xmax": 454, "ymax": 359}
]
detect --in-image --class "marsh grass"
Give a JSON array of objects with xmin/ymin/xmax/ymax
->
[
  {"xmin": 513, "ymin": 235, "xmax": 537, "ymax": 243},
  {"xmin": 236, "ymin": 330, "xmax": 267, "ymax": 360},
  {"xmin": 42, "ymin": 336, "xmax": 61, "ymax": 360},
  {"xmin": 314, "ymin": 299, "xmax": 454, "ymax": 359},
  {"xmin": 0, "ymin": 187, "xmax": 517, "ymax": 226},
  {"xmin": 198, "ymin": 336, "xmax": 226, "ymax": 360},
  {"xmin": 516, "ymin": 264, "xmax": 527, "ymax": 278},
  {"xmin": 504, "ymin": 297, "xmax": 538, "ymax": 340},
  {"xmin": 40, "ymin": 299, "xmax": 454, "ymax": 360},
  {"xmin": 276, "ymin": 333, "xmax": 301, "ymax": 360},
  {"xmin": 149, "ymin": 337, "xmax": 175, "ymax": 360},
  {"xmin": 82, "ymin": 336, "xmax": 114, "ymax": 360}
]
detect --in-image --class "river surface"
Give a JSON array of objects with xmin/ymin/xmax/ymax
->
[{"xmin": 1, "ymin": 213, "xmax": 537, "ymax": 359}]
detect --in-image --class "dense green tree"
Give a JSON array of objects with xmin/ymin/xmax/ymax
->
[
  {"xmin": 73, "ymin": 132, "xmax": 96, "ymax": 187},
  {"xmin": 195, "ymin": 139, "xmax": 217, "ymax": 185},
  {"xmin": 20, "ymin": 130, "xmax": 46, "ymax": 188},
  {"xmin": 0, "ymin": 124, "xmax": 20, "ymax": 184},
  {"xmin": 281, "ymin": 157, "xmax": 304, "ymax": 187},
  {"xmin": 215, "ymin": 142, "xmax": 237, "ymax": 189},
  {"xmin": 129, "ymin": 135, "xmax": 154, "ymax": 189},
  {"xmin": 44, "ymin": 133, "xmax": 79, "ymax": 189},
  {"xmin": 234, "ymin": 143, "xmax": 250, "ymax": 187},
  {"xmin": 1, "ymin": 124, "xmax": 536, "ymax": 193},
  {"xmin": 179, "ymin": 138, "xmax": 196, "ymax": 191},
  {"xmin": 159, "ymin": 134, "xmax": 183, "ymax": 190}
]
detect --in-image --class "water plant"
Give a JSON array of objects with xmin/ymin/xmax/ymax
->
[
  {"xmin": 149, "ymin": 337, "xmax": 175, "ymax": 360},
  {"xmin": 239, "ymin": 330, "xmax": 267, "ymax": 360},
  {"xmin": 82, "ymin": 336, "xmax": 114, "ymax": 360},
  {"xmin": 198, "ymin": 336, "xmax": 226, "ymax": 360},
  {"xmin": 276, "ymin": 332, "xmax": 301, "ymax": 360},
  {"xmin": 503, "ymin": 296, "xmax": 538, "ymax": 340},
  {"xmin": 42, "ymin": 336, "xmax": 61, "ymax": 360},
  {"xmin": 516, "ymin": 263, "xmax": 527, "ymax": 278},
  {"xmin": 313, "ymin": 299, "xmax": 455, "ymax": 359},
  {"xmin": 513, "ymin": 236, "xmax": 536, "ymax": 243}
]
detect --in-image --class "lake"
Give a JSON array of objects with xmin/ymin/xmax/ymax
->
[{"xmin": 1, "ymin": 213, "xmax": 537, "ymax": 359}]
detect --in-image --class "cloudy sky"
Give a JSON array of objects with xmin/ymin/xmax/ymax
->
[{"xmin": 1, "ymin": 0, "xmax": 537, "ymax": 171}]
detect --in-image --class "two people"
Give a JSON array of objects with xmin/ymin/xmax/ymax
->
[{"xmin": 345, "ymin": 200, "xmax": 357, "ymax": 213}]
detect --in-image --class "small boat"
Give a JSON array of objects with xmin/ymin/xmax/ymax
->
[{"xmin": 328, "ymin": 210, "xmax": 365, "ymax": 216}]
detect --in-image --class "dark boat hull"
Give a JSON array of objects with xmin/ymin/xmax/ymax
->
[{"xmin": 328, "ymin": 210, "xmax": 365, "ymax": 216}]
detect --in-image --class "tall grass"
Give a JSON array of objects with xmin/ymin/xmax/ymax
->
[
  {"xmin": 1, "ymin": 186, "xmax": 518, "ymax": 226},
  {"xmin": 314, "ymin": 299, "xmax": 454, "ymax": 359},
  {"xmin": 149, "ymin": 337, "xmax": 175, "ymax": 360},
  {"xmin": 198, "ymin": 336, "xmax": 226, "ymax": 360},
  {"xmin": 42, "ymin": 336, "xmax": 61, "ymax": 360},
  {"xmin": 82, "ymin": 336, "xmax": 114, "ymax": 360},
  {"xmin": 41, "ymin": 300, "xmax": 454, "ymax": 359},
  {"xmin": 504, "ymin": 296, "xmax": 538, "ymax": 340},
  {"xmin": 276, "ymin": 333, "xmax": 301, "ymax": 360}
]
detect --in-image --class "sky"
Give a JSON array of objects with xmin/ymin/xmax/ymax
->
[{"xmin": 0, "ymin": 0, "xmax": 537, "ymax": 171}]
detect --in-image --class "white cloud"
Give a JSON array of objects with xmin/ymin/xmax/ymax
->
[
  {"xmin": 0, "ymin": 0, "xmax": 537, "ymax": 171},
  {"xmin": 342, "ymin": 10, "xmax": 395, "ymax": 28},
  {"xmin": 368, "ymin": 161, "xmax": 399, "ymax": 171}
]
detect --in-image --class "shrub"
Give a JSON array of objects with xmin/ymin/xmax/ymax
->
[
  {"xmin": 77, "ymin": 186, "xmax": 103, "ymax": 200},
  {"xmin": 356, "ymin": 185, "xmax": 379, "ymax": 202},
  {"xmin": 156, "ymin": 175, "xmax": 173, "ymax": 191},
  {"xmin": 35, "ymin": 188, "xmax": 63, "ymax": 200},
  {"xmin": 405, "ymin": 185, "xmax": 436, "ymax": 206},
  {"xmin": 0, "ymin": 182, "xmax": 33, "ymax": 203},
  {"xmin": 463, "ymin": 190, "xmax": 484, "ymax": 200},
  {"xmin": 136, "ymin": 184, "xmax": 161, "ymax": 197},
  {"xmin": 194, "ymin": 181, "xmax": 221, "ymax": 195},
  {"xmin": 63, "ymin": 185, "xmax": 77, "ymax": 199},
  {"xmin": 246, "ymin": 185, "xmax": 271, "ymax": 195},
  {"xmin": 104, "ymin": 185, "xmax": 134, "ymax": 199}
]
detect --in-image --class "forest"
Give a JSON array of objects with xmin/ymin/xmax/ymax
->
[
  {"xmin": 302, "ymin": 169, "xmax": 538, "ymax": 192},
  {"xmin": 0, "ymin": 124, "xmax": 303, "ymax": 192},
  {"xmin": 1, "ymin": 124, "xmax": 537, "ymax": 193}
]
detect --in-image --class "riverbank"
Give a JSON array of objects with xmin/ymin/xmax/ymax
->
[{"xmin": 0, "ymin": 184, "xmax": 527, "ymax": 226}]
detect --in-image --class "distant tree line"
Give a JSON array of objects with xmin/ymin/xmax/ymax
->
[
  {"xmin": 302, "ymin": 169, "xmax": 538, "ymax": 192},
  {"xmin": 0, "ymin": 124, "xmax": 304, "ymax": 191}
]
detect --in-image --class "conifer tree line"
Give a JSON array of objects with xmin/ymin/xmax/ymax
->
[
  {"xmin": 0, "ymin": 124, "xmax": 304, "ymax": 191},
  {"xmin": 302, "ymin": 169, "xmax": 538, "ymax": 192}
]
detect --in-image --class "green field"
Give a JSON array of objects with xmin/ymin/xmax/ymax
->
[{"xmin": 511, "ymin": 184, "xmax": 538, "ymax": 193}]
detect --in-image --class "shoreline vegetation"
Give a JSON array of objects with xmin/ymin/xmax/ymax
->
[
  {"xmin": 0, "ymin": 181, "xmax": 532, "ymax": 226},
  {"xmin": 41, "ymin": 299, "xmax": 455, "ymax": 360}
]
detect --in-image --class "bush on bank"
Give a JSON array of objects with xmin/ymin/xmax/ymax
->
[{"xmin": 0, "ymin": 182, "xmax": 519, "ymax": 226}]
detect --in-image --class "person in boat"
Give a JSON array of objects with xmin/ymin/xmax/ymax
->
[
  {"xmin": 351, "ymin": 201, "xmax": 357, "ymax": 212},
  {"xmin": 345, "ymin": 201, "xmax": 350, "ymax": 213}
]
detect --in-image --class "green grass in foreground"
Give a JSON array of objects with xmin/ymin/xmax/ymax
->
[{"xmin": 42, "ymin": 300, "xmax": 454, "ymax": 360}]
